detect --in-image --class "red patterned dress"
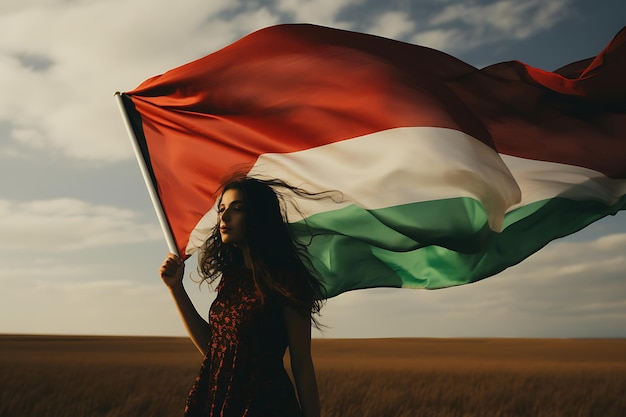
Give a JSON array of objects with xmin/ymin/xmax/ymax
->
[{"xmin": 184, "ymin": 267, "xmax": 303, "ymax": 417}]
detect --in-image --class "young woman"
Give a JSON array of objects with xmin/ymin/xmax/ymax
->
[{"xmin": 159, "ymin": 175, "xmax": 325, "ymax": 417}]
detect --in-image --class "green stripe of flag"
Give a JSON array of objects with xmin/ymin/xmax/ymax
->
[{"xmin": 294, "ymin": 195, "xmax": 626, "ymax": 297}]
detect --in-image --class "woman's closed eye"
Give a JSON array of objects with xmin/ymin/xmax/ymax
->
[{"xmin": 218, "ymin": 202, "xmax": 246, "ymax": 213}]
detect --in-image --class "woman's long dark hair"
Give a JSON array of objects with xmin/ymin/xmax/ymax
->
[{"xmin": 197, "ymin": 173, "xmax": 327, "ymax": 328}]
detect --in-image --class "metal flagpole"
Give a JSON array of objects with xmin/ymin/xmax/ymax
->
[{"xmin": 114, "ymin": 92, "xmax": 181, "ymax": 258}]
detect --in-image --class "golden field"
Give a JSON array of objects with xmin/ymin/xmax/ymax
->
[{"xmin": 1, "ymin": 335, "xmax": 625, "ymax": 417}]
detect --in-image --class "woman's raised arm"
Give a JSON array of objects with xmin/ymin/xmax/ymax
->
[{"xmin": 159, "ymin": 253, "xmax": 211, "ymax": 354}]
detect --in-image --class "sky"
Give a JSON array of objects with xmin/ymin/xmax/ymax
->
[{"xmin": 1, "ymin": 0, "xmax": 625, "ymax": 339}]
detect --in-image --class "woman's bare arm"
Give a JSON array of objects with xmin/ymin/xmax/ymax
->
[
  {"xmin": 159, "ymin": 253, "xmax": 211, "ymax": 354},
  {"xmin": 284, "ymin": 306, "xmax": 321, "ymax": 417}
]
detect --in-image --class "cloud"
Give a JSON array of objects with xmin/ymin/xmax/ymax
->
[
  {"xmin": 0, "ymin": 198, "xmax": 162, "ymax": 251},
  {"xmin": 0, "ymin": 275, "xmax": 184, "ymax": 336},
  {"xmin": 275, "ymin": 0, "xmax": 363, "ymax": 27},
  {"xmin": 0, "ymin": 251, "xmax": 215, "ymax": 337},
  {"xmin": 367, "ymin": 11, "xmax": 415, "ymax": 40},
  {"xmin": 413, "ymin": 0, "xmax": 574, "ymax": 52},
  {"xmin": 0, "ymin": 259, "xmax": 93, "ymax": 281},
  {"xmin": 411, "ymin": 28, "xmax": 464, "ymax": 52},
  {"xmin": 0, "ymin": 0, "xmax": 278, "ymax": 162}
]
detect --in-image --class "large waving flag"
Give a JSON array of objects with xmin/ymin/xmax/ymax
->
[{"xmin": 117, "ymin": 24, "xmax": 626, "ymax": 298}]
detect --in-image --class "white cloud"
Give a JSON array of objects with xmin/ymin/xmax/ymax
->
[
  {"xmin": 0, "ymin": 275, "xmax": 185, "ymax": 336},
  {"xmin": 0, "ymin": 251, "xmax": 214, "ymax": 336},
  {"xmin": 0, "ymin": 198, "xmax": 162, "ymax": 251},
  {"xmin": 504, "ymin": 233, "xmax": 626, "ymax": 278},
  {"xmin": 430, "ymin": 0, "xmax": 571, "ymax": 33},
  {"xmin": 412, "ymin": 28, "xmax": 464, "ymax": 52},
  {"xmin": 0, "ymin": 0, "xmax": 279, "ymax": 162},
  {"xmin": 275, "ymin": 0, "xmax": 362, "ymax": 27},
  {"xmin": 368, "ymin": 11, "xmax": 415, "ymax": 40},
  {"xmin": 0, "ymin": 260, "xmax": 93, "ymax": 281},
  {"xmin": 414, "ymin": 0, "xmax": 574, "ymax": 52}
]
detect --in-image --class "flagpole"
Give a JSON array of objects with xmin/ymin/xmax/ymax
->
[{"xmin": 114, "ymin": 92, "xmax": 181, "ymax": 258}]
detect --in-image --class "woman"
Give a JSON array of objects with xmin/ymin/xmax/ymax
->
[{"xmin": 159, "ymin": 174, "xmax": 325, "ymax": 417}]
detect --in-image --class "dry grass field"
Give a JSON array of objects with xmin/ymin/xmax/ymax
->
[{"xmin": 1, "ymin": 335, "xmax": 625, "ymax": 417}]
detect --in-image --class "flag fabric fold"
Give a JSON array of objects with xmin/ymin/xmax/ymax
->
[{"xmin": 121, "ymin": 24, "xmax": 626, "ymax": 298}]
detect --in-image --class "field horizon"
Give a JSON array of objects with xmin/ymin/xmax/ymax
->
[{"xmin": 2, "ymin": 334, "xmax": 625, "ymax": 416}]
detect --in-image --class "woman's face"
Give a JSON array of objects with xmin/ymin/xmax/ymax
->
[{"xmin": 218, "ymin": 188, "xmax": 247, "ymax": 246}]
